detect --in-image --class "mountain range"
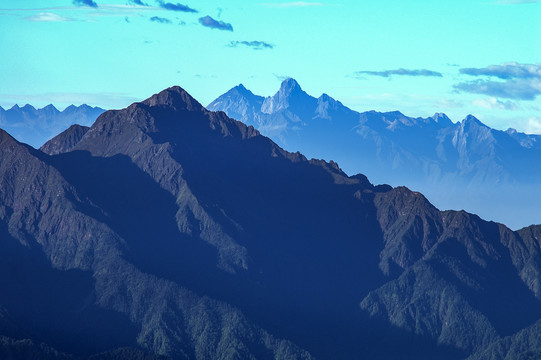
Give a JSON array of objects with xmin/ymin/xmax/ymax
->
[
  {"xmin": 0, "ymin": 86, "xmax": 540, "ymax": 359},
  {"xmin": 0, "ymin": 104, "xmax": 105, "ymax": 148},
  {"xmin": 208, "ymin": 79, "xmax": 541, "ymax": 230}
]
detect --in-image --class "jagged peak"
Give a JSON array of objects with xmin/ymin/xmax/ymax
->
[
  {"xmin": 142, "ymin": 86, "xmax": 204, "ymax": 112},
  {"xmin": 280, "ymin": 77, "xmax": 301, "ymax": 92},
  {"xmin": 228, "ymin": 83, "xmax": 261, "ymax": 99},
  {"xmin": 432, "ymin": 112, "xmax": 450, "ymax": 121},
  {"xmin": 318, "ymin": 93, "xmax": 338, "ymax": 102},
  {"xmin": 431, "ymin": 112, "xmax": 453, "ymax": 126},
  {"xmin": 276, "ymin": 78, "xmax": 307, "ymax": 99},
  {"xmin": 315, "ymin": 93, "xmax": 352, "ymax": 118},
  {"xmin": 43, "ymin": 104, "xmax": 60, "ymax": 112},
  {"xmin": 462, "ymin": 114, "xmax": 488, "ymax": 128},
  {"xmin": 234, "ymin": 83, "xmax": 247, "ymax": 91},
  {"xmin": 261, "ymin": 78, "xmax": 314, "ymax": 114}
]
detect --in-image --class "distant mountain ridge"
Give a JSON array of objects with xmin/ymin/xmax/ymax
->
[
  {"xmin": 0, "ymin": 85, "xmax": 540, "ymax": 359},
  {"xmin": 0, "ymin": 103, "xmax": 104, "ymax": 148},
  {"xmin": 208, "ymin": 79, "xmax": 541, "ymax": 229}
]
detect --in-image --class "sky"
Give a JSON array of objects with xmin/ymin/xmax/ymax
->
[{"xmin": 0, "ymin": 0, "xmax": 540, "ymax": 133}]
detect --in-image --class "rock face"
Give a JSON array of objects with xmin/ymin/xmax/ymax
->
[
  {"xmin": 1, "ymin": 86, "xmax": 541, "ymax": 359},
  {"xmin": 208, "ymin": 80, "xmax": 541, "ymax": 230},
  {"xmin": 0, "ymin": 104, "xmax": 104, "ymax": 148}
]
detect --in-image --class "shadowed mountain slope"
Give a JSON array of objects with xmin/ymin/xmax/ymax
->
[{"xmin": 0, "ymin": 86, "xmax": 539, "ymax": 359}]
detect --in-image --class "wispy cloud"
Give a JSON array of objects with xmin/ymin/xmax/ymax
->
[
  {"xmin": 435, "ymin": 98, "xmax": 464, "ymax": 109},
  {"xmin": 494, "ymin": 0, "xmax": 541, "ymax": 3},
  {"xmin": 199, "ymin": 15, "xmax": 233, "ymax": 31},
  {"xmin": 157, "ymin": 1, "xmax": 197, "ymax": 12},
  {"xmin": 24, "ymin": 12, "xmax": 73, "ymax": 22},
  {"xmin": 455, "ymin": 79, "xmax": 541, "ymax": 100},
  {"xmin": 455, "ymin": 63, "xmax": 541, "ymax": 100},
  {"xmin": 1, "ymin": 4, "xmax": 160, "ymax": 21},
  {"xmin": 150, "ymin": 16, "xmax": 171, "ymax": 24},
  {"xmin": 355, "ymin": 68, "xmax": 443, "ymax": 78},
  {"xmin": 72, "ymin": 0, "xmax": 98, "ymax": 8},
  {"xmin": 128, "ymin": 0, "xmax": 148, "ymax": 5},
  {"xmin": 472, "ymin": 97, "xmax": 518, "ymax": 110},
  {"xmin": 273, "ymin": 74, "xmax": 291, "ymax": 82},
  {"xmin": 460, "ymin": 63, "xmax": 541, "ymax": 80},
  {"xmin": 263, "ymin": 2, "xmax": 324, "ymax": 7},
  {"xmin": 1, "ymin": 4, "xmax": 154, "ymax": 12},
  {"xmin": 229, "ymin": 41, "xmax": 274, "ymax": 50}
]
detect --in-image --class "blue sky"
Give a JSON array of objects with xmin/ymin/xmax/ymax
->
[{"xmin": 0, "ymin": 0, "xmax": 540, "ymax": 133}]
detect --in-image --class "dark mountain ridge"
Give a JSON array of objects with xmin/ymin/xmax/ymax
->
[{"xmin": 0, "ymin": 86, "xmax": 540, "ymax": 359}]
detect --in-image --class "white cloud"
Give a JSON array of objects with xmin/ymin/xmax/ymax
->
[
  {"xmin": 24, "ymin": 12, "xmax": 72, "ymax": 22},
  {"xmin": 472, "ymin": 97, "xmax": 518, "ymax": 110},
  {"xmin": 435, "ymin": 98, "xmax": 464, "ymax": 109},
  {"xmin": 524, "ymin": 117, "xmax": 541, "ymax": 134}
]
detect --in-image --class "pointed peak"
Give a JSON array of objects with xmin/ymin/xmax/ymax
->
[
  {"xmin": 43, "ymin": 104, "xmax": 59, "ymax": 112},
  {"xmin": 142, "ymin": 86, "xmax": 204, "ymax": 112},
  {"xmin": 432, "ymin": 112, "xmax": 449, "ymax": 120},
  {"xmin": 318, "ymin": 93, "xmax": 336, "ymax": 102},
  {"xmin": 461, "ymin": 115, "xmax": 490, "ymax": 131},
  {"xmin": 61, "ymin": 104, "xmax": 78, "ymax": 114},
  {"xmin": 9, "ymin": 104, "xmax": 20, "ymax": 110},
  {"xmin": 462, "ymin": 114, "xmax": 486, "ymax": 126},
  {"xmin": 234, "ymin": 83, "xmax": 247, "ymax": 91},
  {"xmin": 22, "ymin": 104, "xmax": 35, "ymax": 111},
  {"xmin": 262, "ymin": 78, "xmax": 314, "ymax": 114},
  {"xmin": 228, "ymin": 83, "xmax": 257, "ymax": 97},
  {"xmin": 431, "ymin": 112, "xmax": 453, "ymax": 126},
  {"xmin": 280, "ymin": 78, "xmax": 301, "ymax": 92},
  {"xmin": 274, "ymin": 78, "xmax": 308, "ymax": 100}
]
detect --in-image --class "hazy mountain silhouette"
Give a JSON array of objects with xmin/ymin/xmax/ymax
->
[
  {"xmin": 0, "ymin": 86, "xmax": 540, "ymax": 359},
  {"xmin": 0, "ymin": 104, "xmax": 104, "ymax": 148},
  {"xmin": 208, "ymin": 79, "xmax": 541, "ymax": 229}
]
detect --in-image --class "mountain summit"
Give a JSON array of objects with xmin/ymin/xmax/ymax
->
[
  {"xmin": 142, "ymin": 85, "xmax": 205, "ymax": 112},
  {"xmin": 261, "ymin": 78, "xmax": 316, "ymax": 115}
]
